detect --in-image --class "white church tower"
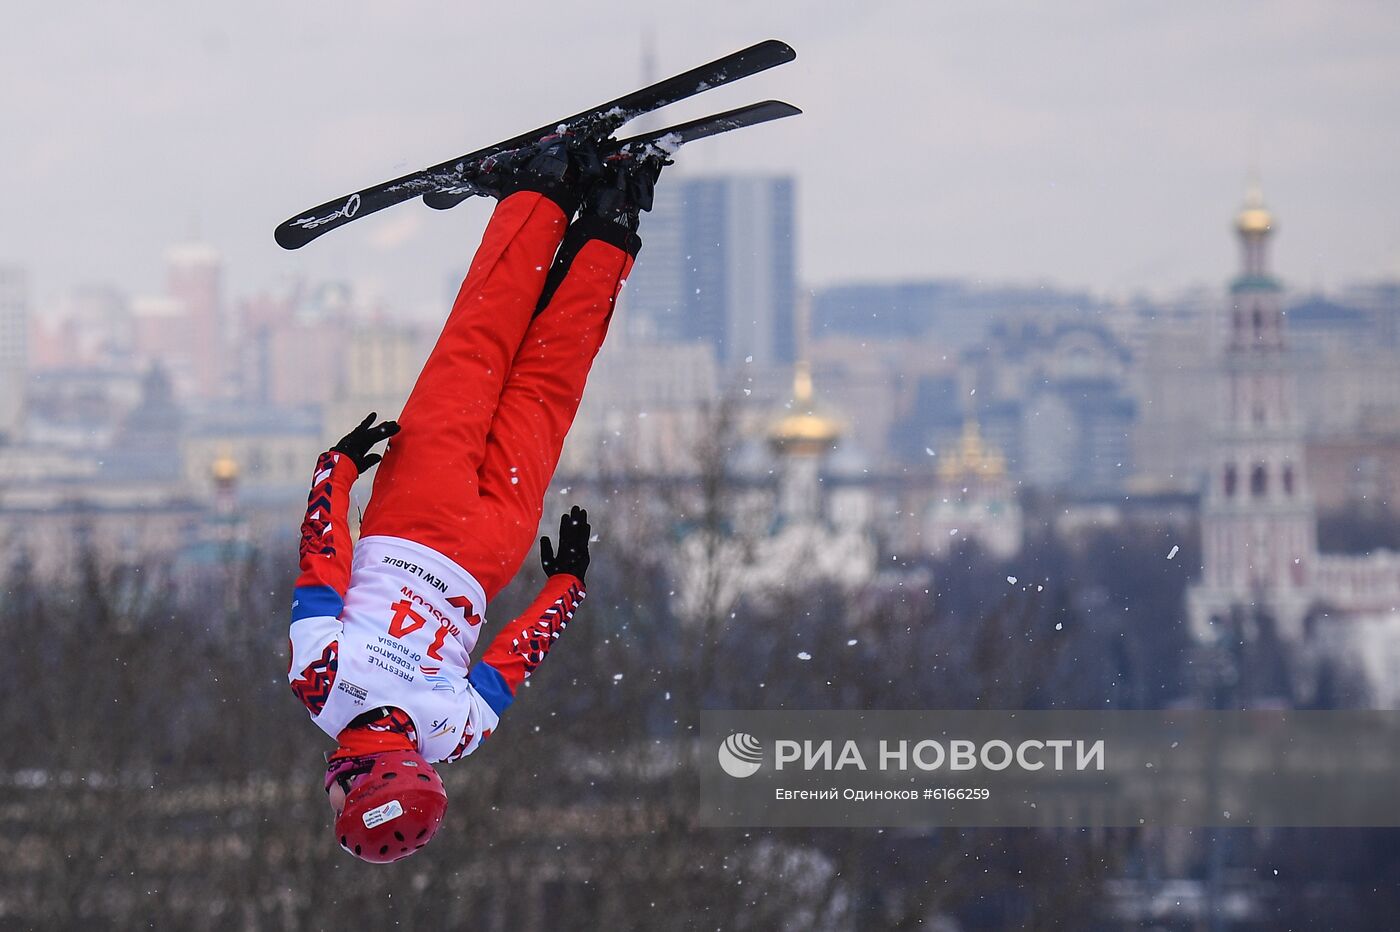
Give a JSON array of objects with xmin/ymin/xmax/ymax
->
[{"xmin": 1189, "ymin": 184, "xmax": 1317, "ymax": 643}]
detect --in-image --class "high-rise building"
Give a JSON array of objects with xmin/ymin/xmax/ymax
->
[
  {"xmin": 964, "ymin": 317, "xmax": 1136, "ymax": 492},
  {"xmin": 323, "ymin": 318, "xmax": 433, "ymax": 450},
  {"xmin": 166, "ymin": 242, "xmax": 225, "ymax": 398},
  {"xmin": 0, "ymin": 266, "xmax": 28, "ymax": 441},
  {"xmin": 623, "ymin": 175, "xmax": 796, "ymax": 369},
  {"xmin": 241, "ymin": 282, "xmax": 353, "ymax": 410}
]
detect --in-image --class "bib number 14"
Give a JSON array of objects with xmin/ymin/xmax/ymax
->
[{"xmin": 387, "ymin": 594, "xmax": 476, "ymax": 661}]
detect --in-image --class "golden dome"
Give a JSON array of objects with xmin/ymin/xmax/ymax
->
[
  {"xmin": 937, "ymin": 420, "xmax": 1006, "ymax": 482},
  {"xmin": 1235, "ymin": 180, "xmax": 1274, "ymax": 235},
  {"xmin": 210, "ymin": 451, "xmax": 240, "ymax": 483},
  {"xmin": 768, "ymin": 361, "xmax": 842, "ymax": 454}
]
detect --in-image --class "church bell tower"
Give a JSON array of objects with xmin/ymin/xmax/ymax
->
[{"xmin": 1189, "ymin": 183, "xmax": 1317, "ymax": 643}]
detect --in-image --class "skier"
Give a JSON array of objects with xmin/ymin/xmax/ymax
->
[{"xmin": 287, "ymin": 140, "xmax": 664, "ymax": 863}]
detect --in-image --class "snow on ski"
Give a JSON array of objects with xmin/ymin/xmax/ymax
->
[
  {"xmin": 274, "ymin": 39, "xmax": 796, "ymax": 250},
  {"xmin": 423, "ymin": 100, "xmax": 803, "ymax": 203},
  {"xmin": 603, "ymin": 100, "xmax": 802, "ymax": 160}
]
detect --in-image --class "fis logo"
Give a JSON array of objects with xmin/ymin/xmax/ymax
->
[
  {"xmin": 427, "ymin": 717, "xmax": 457, "ymax": 740},
  {"xmin": 718, "ymin": 733, "xmax": 764, "ymax": 778}
]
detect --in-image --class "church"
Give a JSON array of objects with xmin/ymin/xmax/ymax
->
[{"xmin": 1188, "ymin": 186, "xmax": 1400, "ymax": 707}]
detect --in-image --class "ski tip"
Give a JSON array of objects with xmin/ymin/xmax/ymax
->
[
  {"xmin": 274, "ymin": 224, "xmax": 306, "ymax": 251},
  {"xmin": 755, "ymin": 38, "xmax": 798, "ymax": 61},
  {"xmin": 763, "ymin": 100, "xmax": 803, "ymax": 118}
]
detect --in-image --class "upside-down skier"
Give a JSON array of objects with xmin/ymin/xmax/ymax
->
[{"xmin": 287, "ymin": 140, "xmax": 665, "ymax": 863}]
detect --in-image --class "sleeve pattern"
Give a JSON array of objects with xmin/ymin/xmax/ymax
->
[
  {"xmin": 290, "ymin": 639, "xmax": 339, "ymax": 715},
  {"xmin": 477, "ymin": 577, "xmax": 585, "ymax": 701},
  {"xmin": 293, "ymin": 451, "xmax": 357, "ymax": 623},
  {"xmin": 511, "ymin": 580, "xmax": 583, "ymax": 681}
]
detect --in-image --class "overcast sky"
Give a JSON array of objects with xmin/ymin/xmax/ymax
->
[{"xmin": 4, "ymin": 1, "xmax": 1398, "ymax": 317}]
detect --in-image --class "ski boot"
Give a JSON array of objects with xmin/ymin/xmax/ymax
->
[
  {"xmin": 579, "ymin": 148, "xmax": 671, "ymax": 232},
  {"xmin": 529, "ymin": 147, "xmax": 666, "ymax": 316},
  {"xmin": 576, "ymin": 147, "xmax": 669, "ymax": 230},
  {"xmin": 474, "ymin": 133, "xmax": 603, "ymax": 213}
]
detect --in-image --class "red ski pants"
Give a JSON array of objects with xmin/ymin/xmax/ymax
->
[{"xmin": 360, "ymin": 191, "xmax": 637, "ymax": 600}]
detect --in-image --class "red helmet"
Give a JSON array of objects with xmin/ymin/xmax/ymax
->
[{"xmin": 327, "ymin": 750, "xmax": 448, "ymax": 863}]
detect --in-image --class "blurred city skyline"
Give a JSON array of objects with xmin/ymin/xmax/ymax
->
[
  {"xmin": 4, "ymin": 1, "xmax": 1400, "ymax": 317},
  {"xmin": 9, "ymin": 8, "xmax": 1400, "ymax": 923}
]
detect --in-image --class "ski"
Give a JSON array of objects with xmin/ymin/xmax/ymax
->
[
  {"xmin": 274, "ymin": 39, "xmax": 796, "ymax": 250},
  {"xmin": 603, "ymin": 100, "xmax": 802, "ymax": 160},
  {"xmin": 424, "ymin": 99, "xmax": 802, "ymax": 204}
]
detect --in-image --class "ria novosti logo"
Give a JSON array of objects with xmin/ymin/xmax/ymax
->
[{"xmin": 718, "ymin": 733, "xmax": 764, "ymax": 778}]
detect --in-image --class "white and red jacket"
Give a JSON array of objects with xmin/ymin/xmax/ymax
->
[{"xmin": 287, "ymin": 451, "xmax": 584, "ymax": 763}]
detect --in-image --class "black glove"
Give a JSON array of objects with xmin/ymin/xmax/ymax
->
[
  {"xmin": 540, "ymin": 505, "xmax": 590, "ymax": 583},
  {"xmin": 331, "ymin": 412, "xmax": 400, "ymax": 472}
]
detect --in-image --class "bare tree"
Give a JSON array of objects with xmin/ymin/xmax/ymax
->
[{"xmin": 11, "ymin": 426, "xmax": 1388, "ymax": 929}]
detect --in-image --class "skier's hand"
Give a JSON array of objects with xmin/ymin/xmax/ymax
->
[
  {"xmin": 331, "ymin": 412, "xmax": 400, "ymax": 473},
  {"xmin": 540, "ymin": 506, "xmax": 590, "ymax": 584}
]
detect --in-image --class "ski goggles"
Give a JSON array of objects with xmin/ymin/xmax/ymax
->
[{"xmin": 324, "ymin": 755, "xmax": 378, "ymax": 795}]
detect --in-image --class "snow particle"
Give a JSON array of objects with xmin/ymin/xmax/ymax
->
[
  {"xmin": 1007, "ymin": 576, "xmax": 1018, "ymax": 585},
  {"xmin": 1167, "ymin": 545, "xmax": 1180, "ymax": 560},
  {"xmin": 797, "ymin": 651, "xmax": 812, "ymax": 661}
]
